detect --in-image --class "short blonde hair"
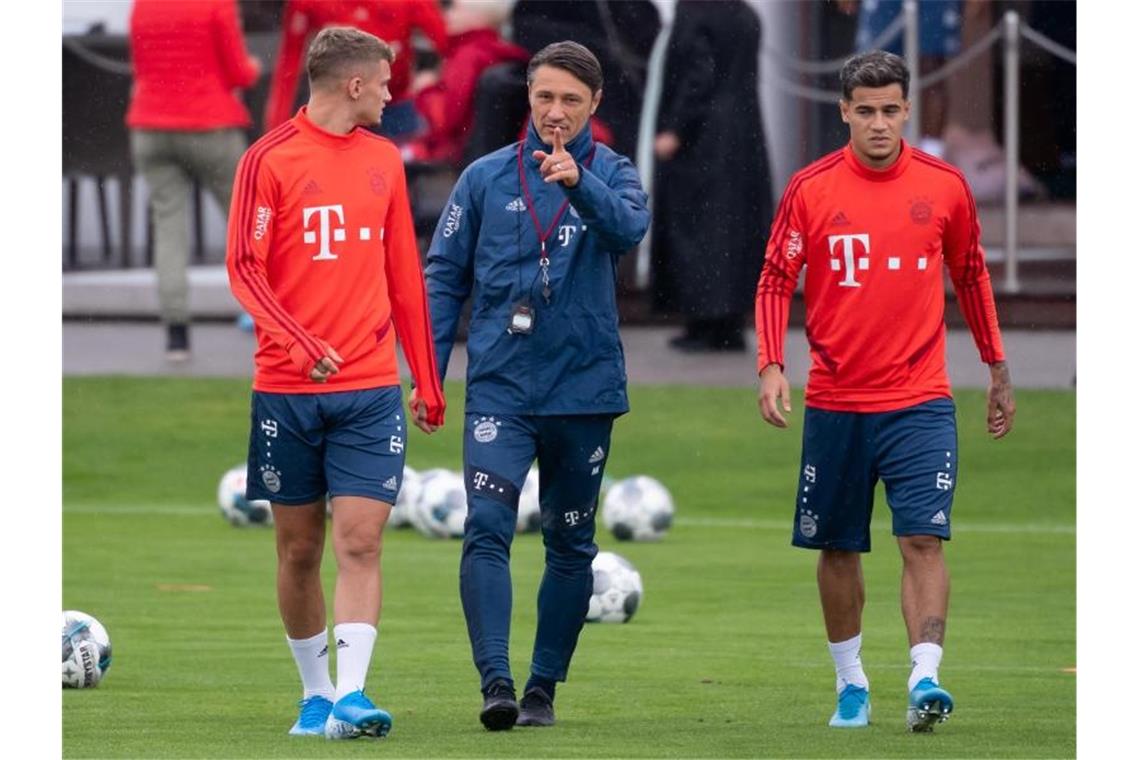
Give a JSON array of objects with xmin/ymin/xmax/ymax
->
[{"xmin": 306, "ymin": 26, "xmax": 394, "ymax": 88}]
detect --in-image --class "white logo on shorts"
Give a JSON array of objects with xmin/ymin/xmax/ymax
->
[
  {"xmin": 804, "ymin": 464, "xmax": 816, "ymax": 484},
  {"xmin": 799, "ymin": 510, "xmax": 818, "ymax": 538},
  {"xmin": 389, "ymin": 436, "xmax": 404, "ymax": 454},
  {"xmin": 588, "ymin": 446, "xmax": 605, "ymax": 464},
  {"xmin": 382, "ymin": 476, "xmax": 398, "ymax": 492},
  {"xmin": 935, "ymin": 472, "xmax": 953, "ymax": 491},
  {"xmin": 930, "ymin": 510, "xmax": 948, "ymax": 526},
  {"xmin": 473, "ymin": 416, "xmax": 500, "ymax": 443}
]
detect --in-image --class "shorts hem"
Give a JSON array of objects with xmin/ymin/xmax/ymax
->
[
  {"xmin": 791, "ymin": 537, "xmax": 871, "ymax": 553},
  {"xmin": 255, "ymin": 492, "xmax": 326, "ymax": 506},
  {"xmin": 327, "ymin": 490, "xmax": 396, "ymax": 505},
  {"xmin": 894, "ymin": 528, "xmax": 952, "ymax": 541}
]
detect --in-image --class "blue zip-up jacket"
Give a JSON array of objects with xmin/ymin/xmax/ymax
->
[{"xmin": 425, "ymin": 121, "xmax": 650, "ymax": 416}]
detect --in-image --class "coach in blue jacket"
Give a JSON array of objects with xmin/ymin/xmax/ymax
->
[{"xmin": 423, "ymin": 40, "xmax": 650, "ymax": 731}]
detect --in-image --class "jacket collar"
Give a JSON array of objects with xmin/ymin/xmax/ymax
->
[{"xmin": 524, "ymin": 119, "xmax": 595, "ymax": 165}]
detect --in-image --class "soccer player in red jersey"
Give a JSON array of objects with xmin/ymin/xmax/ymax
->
[
  {"xmin": 754, "ymin": 50, "xmax": 1016, "ymax": 732},
  {"xmin": 226, "ymin": 27, "xmax": 445, "ymax": 740}
]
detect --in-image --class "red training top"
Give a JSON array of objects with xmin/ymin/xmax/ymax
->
[
  {"xmin": 226, "ymin": 108, "xmax": 445, "ymax": 425},
  {"xmin": 755, "ymin": 140, "xmax": 1005, "ymax": 413},
  {"xmin": 263, "ymin": 0, "xmax": 448, "ymax": 131},
  {"xmin": 126, "ymin": 0, "xmax": 259, "ymax": 130}
]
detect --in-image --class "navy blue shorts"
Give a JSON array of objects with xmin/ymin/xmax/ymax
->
[
  {"xmin": 792, "ymin": 398, "xmax": 958, "ymax": 552},
  {"xmin": 245, "ymin": 386, "xmax": 406, "ymax": 506}
]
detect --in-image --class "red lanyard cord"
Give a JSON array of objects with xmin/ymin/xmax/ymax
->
[{"xmin": 516, "ymin": 141, "xmax": 597, "ymax": 259}]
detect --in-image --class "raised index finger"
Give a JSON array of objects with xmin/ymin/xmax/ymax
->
[{"xmin": 552, "ymin": 126, "xmax": 565, "ymax": 153}]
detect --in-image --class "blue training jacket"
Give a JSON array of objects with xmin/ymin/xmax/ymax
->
[{"xmin": 425, "ymin": 121, "xmax": 650, "ymax": 416}]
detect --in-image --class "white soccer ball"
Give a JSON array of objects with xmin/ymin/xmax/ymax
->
[
  {"xmin": 413, "ymin": 469, "xmax": 467, "ymax": 539},
  {"xmin": 516, "ymin": 466, "xmax": 541, "ymax": 534},
  {"xmin": 389, "ymin": 465, "xmax": 421, "ymax": 529},
  {"xmin": 62, "ymin": 610, "xmax": 112, "ymax": 688},
  {"xmin": 217, "ymin": 465, "xmax": 273, "ymax": 526},
  {"xmin": 586, "ymin": 551, "xmax": 643, "ymax": 623},
  {"xmin": 601, "ymin": 475, "xmax": 674, "ymax": 541}
]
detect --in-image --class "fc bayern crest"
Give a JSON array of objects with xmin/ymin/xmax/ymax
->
[
  {"xmin": 261, "ymin": 467, "xmax": 281, "ymax": 493},
  {"xmin": 473, "ymin": 417, "xmax": 500, "ymax": 443},
  {"xmin": 799, "ymin": 510, "xmax": 818, "ymax": 538},
  {"xmin": 367, "ymin": 167, "xmax": 387, "ymax": 196},
  {"xmin": 909, "ymin": 197, "xmax": 933, "ymax": 225}
]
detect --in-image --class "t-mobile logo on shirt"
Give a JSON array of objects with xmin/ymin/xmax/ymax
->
[
  {"xmin": 827, "ymin": 233, "xmax": 870, "ymax": 288},
  {"xmin": 303, "ymin": 204, "xmax": 346, "ymax": 261}
]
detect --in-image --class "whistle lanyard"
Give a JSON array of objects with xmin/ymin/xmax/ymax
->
[{"xmin": 516, "ymin": 141, "xmax": 596, "ymax": 301}]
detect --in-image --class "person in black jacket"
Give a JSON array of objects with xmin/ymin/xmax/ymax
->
[{"xmin": 651, "ymin": 0, "xmax": 774, "ymax": 352}]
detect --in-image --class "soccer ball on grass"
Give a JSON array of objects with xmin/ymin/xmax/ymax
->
[
  {"xmin": 412, "ymin": 469, "xmax": 468, "ymax": 538},
  {"xmin": 217, "ymin": 465, "xmax": 273, "ymax": 526},
  {"xmin": 62, "ymin": 610, "xmax": 112, "ymax": 688},
  {"xmin": 601, "ymin": 475, "xmax": 674, "ymax": 541},
  {"xmin": 586, "ymin": 551, "xmax": 644, "ymax": 623}
]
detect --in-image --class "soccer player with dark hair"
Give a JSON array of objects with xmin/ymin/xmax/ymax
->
[
  {"xmin": 226, "ymin": 25, "xmax": 445, "ymax": 740},
  {"xmin": 755, "ymin": 49, "xmax": 1016, "ymax": 732},
  {"xmin": 425, "ymin": 40, "xmax": 649, "ymax": 731}
]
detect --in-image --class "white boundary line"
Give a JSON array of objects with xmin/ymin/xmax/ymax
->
[{"xmin": 63, "ymin": 505, "xmax": 1075, "ymax": 535}]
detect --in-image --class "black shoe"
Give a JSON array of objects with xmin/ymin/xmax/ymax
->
[
  {"xmin": 479, "ymin": 680, "xmax": 518, "ymax": 731},
  {"xmin": 516, "ymin": 687, "xmax": 555, "ymax": 727},
  {"xmin": 165, "ymin": 323, "xmax": 190, "ymax": 362}
]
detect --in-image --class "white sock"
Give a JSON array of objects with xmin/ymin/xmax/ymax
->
[
  {"xmin": 333, "ymin": 622, "xmax": 377, "ymax": 700},
  {"xmin": 909, "ymin": 643, "xmax": 943, "ymax": 691},
  {"xmin": 286, "ymin": 629, "xmax": 334, "ymax": 701},
  {"xmin": 828, "ymin": 634, "xmax": 870, "ymax": 692}
]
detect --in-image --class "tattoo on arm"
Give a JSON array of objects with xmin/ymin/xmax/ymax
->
[{"xmin": 919, "ymin": 617, "xmax": 945, "ymax": 645}]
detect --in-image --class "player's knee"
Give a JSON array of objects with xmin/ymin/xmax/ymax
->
[
  {"xmin": 464, "ymin": 497, "xmax": 517, "ymax": 544},
  {"xmin": 899, "ymin": 534, "xmax": 943, "ymax": 560},
  {"xmin": 820, "ymin": 548, "xmax": 860, "ymax": 571},
  {"xmin": 335, "ymin": 523, "xmax": 382, "ymax": 564},
  {"xmin": 278, "ymin": 534, "xmax": 323, "ymax": 573},
  {"xmin": 542, "ymin": 521, "xmax": 596, "ymax": 572}
]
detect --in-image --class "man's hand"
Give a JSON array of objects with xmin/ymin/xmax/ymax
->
[
  {"xmin": 409, "ymin": 387, "xmax": 440, "ymax": 434},
  {"xmin": 309, "ymin": 343, "xmax": 343, "ymax": 383},
  {"xmin": 654, "ymin": 131, "xmax": 681, "ymax": 161},
  {"xmin": 757, "ymin": 364, "xmax": 792, "ymax": 428},
  {"xmin": 986, "ymin": 360, "xmax": 1016, "ymax": 439},
  {"xmin": 532, "ymin": 127, "xmax": 580, "ymax": 187}
]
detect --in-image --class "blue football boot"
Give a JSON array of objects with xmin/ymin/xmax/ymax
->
[
  {"xmin": 323, "ymin": 690, "xmax": 392, "ymax": 739},
  {"xmin": 288, "ymin": 695, "xmax": 333, "ymax": 736},
  {"xmin": 829, "ymin": 684, "xmax": 871, "ymax": 728},
  {"xmin": 907, "ymin": 677, "xmax": 954, "ymax": 732}
]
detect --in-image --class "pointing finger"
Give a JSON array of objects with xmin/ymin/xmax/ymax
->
[{"xmin": 553, "ymin": 126, "xmax": 565, "ymax": 153}]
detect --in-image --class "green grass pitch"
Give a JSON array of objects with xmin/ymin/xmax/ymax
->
[{"xmin": 63, "ymin": 377, "xmax": 1074, "ymax": 758}]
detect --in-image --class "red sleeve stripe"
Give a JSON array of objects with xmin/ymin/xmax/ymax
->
[
  {"xmin": 758, "ymin": 288, "xmax": 790, "ymax": 368},
  {"xmin": 396, "ymin": 158, "xmax": 442, "ymax": 394},
  {"xmin": 232, "ymin": 125, "xmax": 326, "ymax": 363}
]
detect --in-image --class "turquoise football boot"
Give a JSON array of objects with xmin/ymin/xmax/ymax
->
[
  {"xmin": 907, "ymin": 677, "xmax": 954, "ymax": 732},
  {"xmin": 323, "ymin": 690, "xmax": 392, "ymax": 739},
  {"xmin": 829, "ymin": 684, "xmax": 871, "ymax": 728},
  {"xmin": 288, "ymin": 695, "xmax": 333, "ymax": 736}
]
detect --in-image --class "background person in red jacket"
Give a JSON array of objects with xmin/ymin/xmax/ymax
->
[
  {"xmin": 126, "ymin": 0, "xmax": 261, "ymax": 360},
  {"xmin": 403, "ymin": 0, "xmax": 528, "ymax": 165},
  {"xmin": 263, "ymin": 0, "xmax": 447, "ymax": 139}
]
